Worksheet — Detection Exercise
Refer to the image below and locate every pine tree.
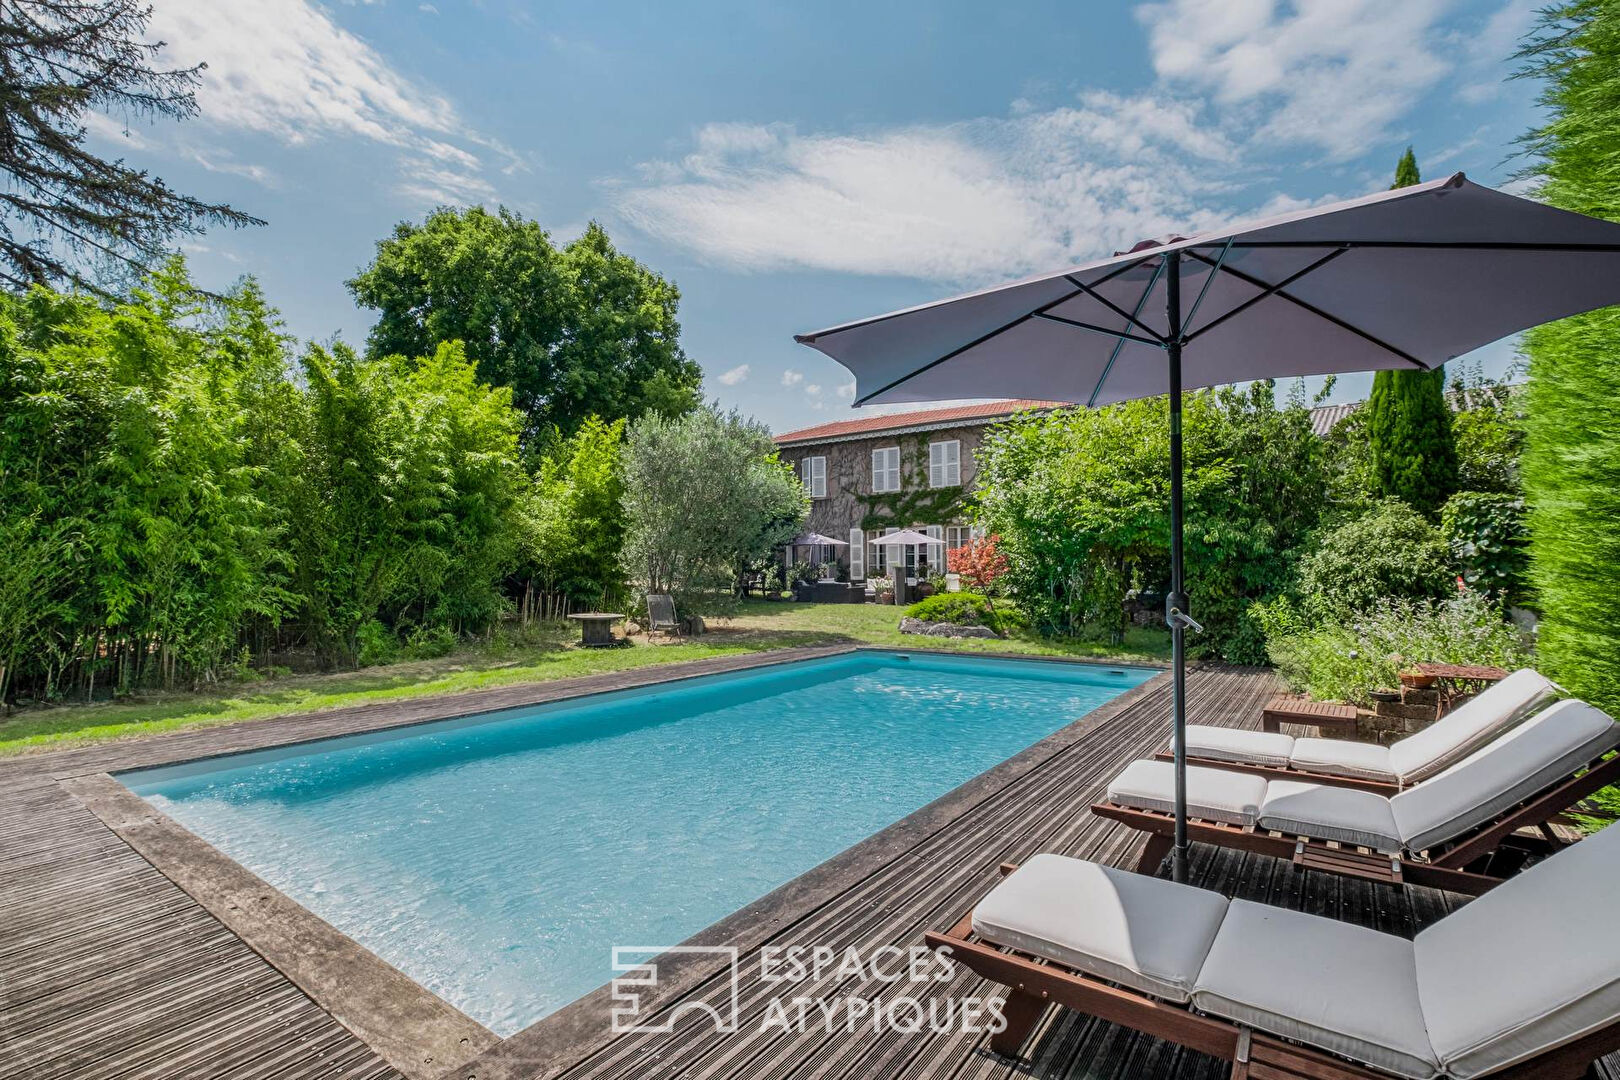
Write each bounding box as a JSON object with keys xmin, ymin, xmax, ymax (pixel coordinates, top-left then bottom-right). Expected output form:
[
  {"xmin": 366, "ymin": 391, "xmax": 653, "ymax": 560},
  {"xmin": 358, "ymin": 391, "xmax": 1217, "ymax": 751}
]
[
  {"xmin": 0, "ymin": 1, "xmax": 263, "ymax": 292},
  {"xmin": 1364, "ymin": 148, "xmax": 1459, "ymax": 517}
]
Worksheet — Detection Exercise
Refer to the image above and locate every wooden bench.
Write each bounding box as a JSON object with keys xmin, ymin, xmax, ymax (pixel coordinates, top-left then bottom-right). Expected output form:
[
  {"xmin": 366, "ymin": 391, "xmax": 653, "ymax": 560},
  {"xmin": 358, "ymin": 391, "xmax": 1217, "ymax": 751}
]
[{"xmin": 1261, "ymin": 696, "xmax": 1359, "ymax": 736}]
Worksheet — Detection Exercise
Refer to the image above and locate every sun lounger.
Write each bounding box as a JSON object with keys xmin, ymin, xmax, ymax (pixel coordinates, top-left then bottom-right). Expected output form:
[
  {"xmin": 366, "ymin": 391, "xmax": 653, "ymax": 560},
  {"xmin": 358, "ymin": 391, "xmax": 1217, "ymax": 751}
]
[
  {"xmin": 1096, "ymin": 699, "xmax": 1620, "ymax": 892},
  {"xmin": 927, "ymin": 816, "xmax": 1620, "ymax": 1078},
  {"xmin": 1168, "ymin": 669, "xmax": 1558, "ymax": 793}
]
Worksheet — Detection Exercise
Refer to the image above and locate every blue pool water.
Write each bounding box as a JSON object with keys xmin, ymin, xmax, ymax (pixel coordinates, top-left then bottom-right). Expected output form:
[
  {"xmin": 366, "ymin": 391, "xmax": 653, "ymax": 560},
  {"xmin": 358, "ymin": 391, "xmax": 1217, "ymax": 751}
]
[{"xmin": 122, "ymin": 651, "xmax": 1152, "ymax": 1035}]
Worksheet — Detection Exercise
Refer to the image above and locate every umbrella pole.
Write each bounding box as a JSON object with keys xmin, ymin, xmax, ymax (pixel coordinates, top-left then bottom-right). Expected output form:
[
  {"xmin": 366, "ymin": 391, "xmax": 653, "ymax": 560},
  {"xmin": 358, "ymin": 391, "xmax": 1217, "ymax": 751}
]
[{"xmin": 1165, "ymin": 250, "xmax": 1190, "ymax": 884}]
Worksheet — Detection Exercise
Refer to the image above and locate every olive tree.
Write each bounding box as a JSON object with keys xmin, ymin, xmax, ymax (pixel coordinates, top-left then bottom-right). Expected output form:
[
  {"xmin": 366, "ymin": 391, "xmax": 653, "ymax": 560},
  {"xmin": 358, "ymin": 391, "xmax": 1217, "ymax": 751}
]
[{"xmin": 620, "ymin": 405, "xmax": 807, "ymax": 616}]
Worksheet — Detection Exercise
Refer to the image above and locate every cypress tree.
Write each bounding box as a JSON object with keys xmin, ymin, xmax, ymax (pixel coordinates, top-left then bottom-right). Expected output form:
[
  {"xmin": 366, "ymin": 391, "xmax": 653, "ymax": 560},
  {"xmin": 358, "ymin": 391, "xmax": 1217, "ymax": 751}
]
[
  {"xmin": 1517, "ymin": 3, "xmax": 1620, "ymax": 715},
  {"xmin": 1364, "ymin": 148, "xmax": 1459, "ymax": 517}
]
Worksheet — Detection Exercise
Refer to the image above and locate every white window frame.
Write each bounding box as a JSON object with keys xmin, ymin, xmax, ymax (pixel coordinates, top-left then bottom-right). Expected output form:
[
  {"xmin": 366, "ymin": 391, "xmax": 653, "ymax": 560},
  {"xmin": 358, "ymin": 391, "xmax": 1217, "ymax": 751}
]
[
  {"xmin": 925, "ymin": 525, "xmax": 944, "ymax": 573},
  {"xmin": 868, "ymin": 527, "xmax": 897, "ymax": 574},
  {"xmin": 928, "ymin": 440, "xmax": 961, "ymax": 488},
  {"xmin": 801, "ymin": 455, "xmax": 827, "ymax": 499},
  {"xmin": 871, "ymin": 446, "xmax": 901, "ymax": 493},
  {"xmin": 945, "ymin": 525, "xmax": 972, "ymax": 553},
  {"xmin": 848, "ymin": 527, "xmax": 864, "ymax": 580}
]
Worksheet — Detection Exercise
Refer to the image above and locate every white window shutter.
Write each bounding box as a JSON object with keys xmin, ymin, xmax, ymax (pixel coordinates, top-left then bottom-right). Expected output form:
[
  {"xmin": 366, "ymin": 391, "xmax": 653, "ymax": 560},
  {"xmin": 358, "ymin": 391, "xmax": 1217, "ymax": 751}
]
[
  {"xmin": 946, "ymin": 441, "xmax": 960, "ymax": 485},
  {"xmin": 929, "ymin": 443, "xmax": 943, "ymax": 488},
  {"xmin": 849, "ymin": 527, "xmax": 864, "ymax": 579}
]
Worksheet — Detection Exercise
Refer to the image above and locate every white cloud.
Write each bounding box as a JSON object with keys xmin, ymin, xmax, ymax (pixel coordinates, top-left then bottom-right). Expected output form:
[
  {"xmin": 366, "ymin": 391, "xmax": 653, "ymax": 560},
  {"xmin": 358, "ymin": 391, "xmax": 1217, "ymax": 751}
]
[
  {"xmin": 83, "ymin": 112, "xmax": 151, "ymax": 149},
  {"xmin": 781, "ymin": 369, "xmax": 804, "ymax": 387},
  {"xmin": 835, "ymin": 381, "xmax": 856, "ymax": 400},
  {"xmin": 716, "ymin": 363, "xmax": 750, "ymax": 386},
  {"xmin": 613, "ymin": 0, "xmax": 1515, "ymax": 284},
  {"xmin": 1137, "ymin": 0, "xmax": 1454, "ymax": 160},
  {"xmin": 148, "ymin": 0, "xmax": 512, "ymax": 205},
  {"xmin": 805, "ymin": 384, "xmax": 822, "ymax": 397},
  {"xmin": 184, "ymin": 148, "xmax": 276, "ymax": 186}
]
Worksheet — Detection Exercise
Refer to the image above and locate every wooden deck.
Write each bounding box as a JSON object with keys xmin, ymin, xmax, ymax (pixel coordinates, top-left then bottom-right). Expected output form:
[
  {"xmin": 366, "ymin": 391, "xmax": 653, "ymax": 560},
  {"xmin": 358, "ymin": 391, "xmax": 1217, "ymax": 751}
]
[{"xmin": 1, "ymin": 654, "xmax": 1610, "ymax": 1080}]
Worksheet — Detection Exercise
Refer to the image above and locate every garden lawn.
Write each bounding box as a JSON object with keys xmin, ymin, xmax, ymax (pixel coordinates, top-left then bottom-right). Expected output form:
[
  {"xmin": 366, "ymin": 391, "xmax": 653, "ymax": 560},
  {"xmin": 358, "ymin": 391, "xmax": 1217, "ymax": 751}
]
[{"xmin": 0, "ymin": 600, "xmax": 1168, "ymax": 757}]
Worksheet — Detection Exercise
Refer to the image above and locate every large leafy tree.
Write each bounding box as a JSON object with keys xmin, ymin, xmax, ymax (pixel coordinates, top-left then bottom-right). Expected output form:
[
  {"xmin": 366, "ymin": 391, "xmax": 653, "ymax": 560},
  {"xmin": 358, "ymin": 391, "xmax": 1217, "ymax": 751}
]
[
  {"xmin": 973, "ymin": 382, "xmax": 1330, "ymax": 661},
  {"xmin": 1517, "ymin": 0, "xmax": 1620, "ymax": 715},
  {"xmin": 521, "ymin": 415, "xmax": 628, "ymax": 610},
  {"xmin": 1364, "ymin": 148, "xmax": 1459, "ymax": 517},
  {"xmin": 0, "ymin": 0, "xmax": 261, "ymax": 291},
  {"xmin": 348, "ymin": 208, "xmax": 701, "ymax": 443}
]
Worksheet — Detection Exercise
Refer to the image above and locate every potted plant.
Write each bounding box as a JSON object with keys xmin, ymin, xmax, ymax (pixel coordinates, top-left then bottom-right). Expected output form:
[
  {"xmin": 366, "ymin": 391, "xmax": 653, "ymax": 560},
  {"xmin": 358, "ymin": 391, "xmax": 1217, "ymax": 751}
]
[{"xmin": 872, "ymin": 575, "xmax": 896, "ymax": 605}]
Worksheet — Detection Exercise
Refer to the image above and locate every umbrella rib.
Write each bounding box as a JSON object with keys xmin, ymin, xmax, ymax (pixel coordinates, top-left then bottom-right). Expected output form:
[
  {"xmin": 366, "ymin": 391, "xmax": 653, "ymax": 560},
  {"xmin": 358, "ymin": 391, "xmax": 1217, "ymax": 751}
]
[
  {"xmin": 1188, "ymin": 239, "xmax": 1620, "ymax": 252},
  {"xmin": 851, "ymin": 255, "xmax": 1158, "ymax": 405},
  {"xmin": 1033, "ymin": 312, "xmax": 1162, "ymax": 346},
  {"xmin": 1184, "ymin": 247, "xmax": 1349, "ymax": 344},
  {"xmin": 1182, "ymin": 238, "xmax": 1232, "ymax": 334},
  {"xmin": 1087, "ymin": 258, "xmax": 1165, "ymax": 408},
  {"xmin": 1181, "ymin": 250, "xmax": 1429, "ymax": 369},
  {"xmin": 1062, "ymin": 274, "xmax": 1166, "ymax": 342}
]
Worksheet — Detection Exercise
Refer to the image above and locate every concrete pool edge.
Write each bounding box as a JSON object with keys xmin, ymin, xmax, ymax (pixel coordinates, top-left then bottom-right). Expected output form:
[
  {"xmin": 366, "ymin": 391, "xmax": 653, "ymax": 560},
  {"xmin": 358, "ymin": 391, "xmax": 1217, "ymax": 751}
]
[
  {"xmin": 61, "ymin": 770, "xmax": 499, "ymax": 1080},
  {"xmin": 35, "ymin": 644, "xmax": 1168, "ymax": 1080}
]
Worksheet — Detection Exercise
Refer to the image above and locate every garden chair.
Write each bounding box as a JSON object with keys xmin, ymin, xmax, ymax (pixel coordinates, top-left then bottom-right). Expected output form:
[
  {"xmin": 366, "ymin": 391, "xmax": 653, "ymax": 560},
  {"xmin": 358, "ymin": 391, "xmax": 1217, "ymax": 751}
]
[
  {"xmin": 927, "ymin": 816, "xmax": 1620, "ymax": 1078},
  {"xmin": 1095, "ymin": 699, "xmax": 1620, "ymax": 894},
  {"xmin": 645, "ymin": 593, "xmax": 682, "ymax": 643},
  {"xmin": 1162, "ymin": 669, "xmax": 1559, "ymax": 794}
]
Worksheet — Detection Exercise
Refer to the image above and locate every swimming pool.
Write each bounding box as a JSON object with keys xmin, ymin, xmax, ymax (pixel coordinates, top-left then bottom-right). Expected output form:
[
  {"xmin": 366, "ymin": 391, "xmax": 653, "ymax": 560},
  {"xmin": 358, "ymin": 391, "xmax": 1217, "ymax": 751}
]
[{"xmin": 122, "ymin": 650, "xmax": 1153, "ymax": 1036}]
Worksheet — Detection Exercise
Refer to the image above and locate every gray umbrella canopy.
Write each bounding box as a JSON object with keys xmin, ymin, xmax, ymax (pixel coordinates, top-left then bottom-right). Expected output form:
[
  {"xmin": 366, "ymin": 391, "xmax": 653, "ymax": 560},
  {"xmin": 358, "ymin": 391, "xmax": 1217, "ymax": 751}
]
[
  {"xmin": 798, "ymin": 173, "xmax": 1620, "ymax": 407},
  {"xmin": 790, "ymin": 532, "xmax": 849, "ymax": 547},
  {"xmin": 796, "ymin": 172, "xmax": 1620, "ymax": 883}
]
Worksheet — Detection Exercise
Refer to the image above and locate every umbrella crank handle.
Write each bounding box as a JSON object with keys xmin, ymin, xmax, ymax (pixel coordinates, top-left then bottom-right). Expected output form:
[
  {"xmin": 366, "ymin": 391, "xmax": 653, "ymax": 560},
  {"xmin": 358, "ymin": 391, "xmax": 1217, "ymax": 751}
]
[{"xmin": 1165, "ymin": 598, "xmax": 1203, "ymax": 634}]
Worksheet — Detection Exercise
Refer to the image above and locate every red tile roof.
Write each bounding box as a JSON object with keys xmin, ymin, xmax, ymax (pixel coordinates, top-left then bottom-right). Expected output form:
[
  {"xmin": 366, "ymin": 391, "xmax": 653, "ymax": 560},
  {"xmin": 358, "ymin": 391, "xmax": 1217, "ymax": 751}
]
[{"xmin": 774, "ymin": 399, "xmax": 1068, "ymax": 445}]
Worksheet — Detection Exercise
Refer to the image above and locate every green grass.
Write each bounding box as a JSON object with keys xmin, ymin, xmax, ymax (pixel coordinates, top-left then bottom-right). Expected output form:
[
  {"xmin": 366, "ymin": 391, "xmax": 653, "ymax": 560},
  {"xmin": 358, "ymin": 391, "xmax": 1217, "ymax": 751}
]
[{"xmin": 0, "ymin": 600, "xmax": 1168, "ymax": 758}]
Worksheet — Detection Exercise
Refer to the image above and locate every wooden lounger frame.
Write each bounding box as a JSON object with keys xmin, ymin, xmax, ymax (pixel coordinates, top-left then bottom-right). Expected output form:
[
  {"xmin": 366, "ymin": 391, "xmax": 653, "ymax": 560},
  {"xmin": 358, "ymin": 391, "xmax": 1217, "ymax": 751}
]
[
  {"xmin": 1097, "ymin": 752, "xmax": 1620, "ymax": 894},
  {"xmin": 1152, "ymin": 750, "xmax": 1400, "ymax": 793},
  {"xmin": 926, "ymin": 863, "xmax": 1620, "ymax": 1079}
]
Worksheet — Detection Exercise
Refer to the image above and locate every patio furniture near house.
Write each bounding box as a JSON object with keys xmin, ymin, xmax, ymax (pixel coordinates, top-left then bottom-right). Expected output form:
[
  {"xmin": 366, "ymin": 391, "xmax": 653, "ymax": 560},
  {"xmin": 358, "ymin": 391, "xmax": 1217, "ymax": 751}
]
[
  {"xmin": 1097, "ymin": 698, "xmax": 1620, "ymax": 892},
  {"xmin": 566, "ymin": 612, "xmax": 624, "ymax": 647},
  {"xmin": 1261, "ymin": 697, "xmax": 1361, "ymax": 736},
  {"xmin": 645, "ymin": 594, "xmax": 682, "ymax": 643},
  {"xmin": 1168, "ymin": 669, "xmax": 1559, "ymax": 793},
  {"xmin": 926, "ymin": 815, "xmax": 1620, "ymax": 1077}
]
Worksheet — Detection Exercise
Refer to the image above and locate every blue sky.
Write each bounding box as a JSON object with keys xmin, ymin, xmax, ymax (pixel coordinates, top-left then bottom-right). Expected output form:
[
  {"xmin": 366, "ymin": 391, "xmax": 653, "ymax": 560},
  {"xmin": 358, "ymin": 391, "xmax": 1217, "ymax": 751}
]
[{"xmin": 95, "ymin": 0, "xmax": 1543, "ymax": 433}]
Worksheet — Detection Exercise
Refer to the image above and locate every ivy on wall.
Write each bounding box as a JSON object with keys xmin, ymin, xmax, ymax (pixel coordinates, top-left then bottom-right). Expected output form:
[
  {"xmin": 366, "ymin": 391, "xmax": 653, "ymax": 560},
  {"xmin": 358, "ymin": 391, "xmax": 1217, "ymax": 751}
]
[{"xmin": 855, "ymin": 434, "xmax": 966, "ymax": 530}]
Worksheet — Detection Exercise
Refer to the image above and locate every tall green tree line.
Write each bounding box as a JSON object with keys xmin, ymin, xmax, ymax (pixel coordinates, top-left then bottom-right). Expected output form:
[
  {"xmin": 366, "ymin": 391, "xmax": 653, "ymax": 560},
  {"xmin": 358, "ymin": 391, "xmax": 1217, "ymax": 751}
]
[
  {"xmin": 0, "ymin": 260, "xmax": 526, "ymax": 701},
  {"xmin": 1517, "ymin": 0, "xmax": 1620, "ymax": 715}
]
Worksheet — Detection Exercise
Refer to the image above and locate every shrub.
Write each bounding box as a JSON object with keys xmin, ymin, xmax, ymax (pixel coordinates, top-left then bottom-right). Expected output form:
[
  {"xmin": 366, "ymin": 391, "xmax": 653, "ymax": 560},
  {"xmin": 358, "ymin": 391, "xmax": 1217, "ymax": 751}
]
[
  {"xmin": 904, "ymin": 592, "xmax": 998, "ymax": 631},
  {"xmin": 1256, "ymin": 590, "xmax": 1530, "ymax": 706},
  {"xmin": 946, "ymin": 534, "xmax": 1009, "ymax": 592},
  {"xmin": 355, "ymin": 619, "xmax": 399, "ymax": 667},
  {"xmin": 401, "ymin": 624, "xmax": 457, "ymax": 660},
  {"xmin": 1296, "ymin": 499, "xmax": 1453, "ymax": 620},
  {"xmin": 1440, "ymin": 492, "xmax": 1529, "ymax": 605}
]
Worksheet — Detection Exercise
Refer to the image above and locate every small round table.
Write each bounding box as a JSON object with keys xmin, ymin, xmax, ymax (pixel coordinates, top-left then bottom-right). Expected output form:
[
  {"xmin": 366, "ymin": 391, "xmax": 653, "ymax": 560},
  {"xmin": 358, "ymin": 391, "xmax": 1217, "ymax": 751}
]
[{"xmin": 567, "ymin": 612, "xmax": 625, "ymax": 647}]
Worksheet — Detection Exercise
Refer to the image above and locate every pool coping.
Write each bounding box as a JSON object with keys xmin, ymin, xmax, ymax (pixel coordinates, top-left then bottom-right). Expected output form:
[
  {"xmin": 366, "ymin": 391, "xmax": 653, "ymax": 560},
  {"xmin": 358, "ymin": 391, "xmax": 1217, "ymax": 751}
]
[{"xmin": 46, "ymin": 644, "xmax": 1169, "ymax": 1080}]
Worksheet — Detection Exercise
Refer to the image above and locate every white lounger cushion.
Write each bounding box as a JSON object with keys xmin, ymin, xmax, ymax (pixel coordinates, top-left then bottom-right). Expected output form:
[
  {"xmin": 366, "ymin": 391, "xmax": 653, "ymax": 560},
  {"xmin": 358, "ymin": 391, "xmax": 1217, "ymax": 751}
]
[
  {"xmin": 1194, "ymin": 900, "xmax": 1440, "ymax": 1079},
  {"xmin": 1180, "ymin": 725, "xmax": 1295, "ymax": 768},
  {"xmin": 1258, "ymin": 782, "xmax": 1402, "ymax": 853},
  {"xmin": 1106, "ymin": 759, "xmax": 1265, "ymax": 826},
  {"xmin": 1390, "ymin": 699, "xmax": 1620, "ymax": 853},
  {"xmin": 1386, "ymin": 668, "xmax": 1559, "ymax": 784},
  {"xmin": 1288, "ymin": 737, "xmax": 1398, "ymax": 783},
  {"xmin": 1416, "ymin": 819, "xmax": 1620, "ymax": 1079},
  {"xmin": 971, "ymin": 854, "xmax": 1229, "ymax": 1003}
]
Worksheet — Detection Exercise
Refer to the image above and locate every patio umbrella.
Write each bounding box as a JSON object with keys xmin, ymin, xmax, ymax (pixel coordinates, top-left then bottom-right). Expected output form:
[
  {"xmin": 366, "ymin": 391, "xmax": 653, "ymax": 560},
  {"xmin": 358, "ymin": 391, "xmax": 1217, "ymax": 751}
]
[
  {"xmin": 795, "ymin": 172, "xmax": 1620, "ymax": 882},
  {"xmin": 790, "ymin": 532, "xmax": 850, "ymax": 547}
]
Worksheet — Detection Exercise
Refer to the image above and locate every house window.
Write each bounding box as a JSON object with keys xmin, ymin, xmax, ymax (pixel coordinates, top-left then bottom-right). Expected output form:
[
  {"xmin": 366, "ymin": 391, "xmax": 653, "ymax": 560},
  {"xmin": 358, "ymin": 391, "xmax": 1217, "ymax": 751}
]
[
  {"xmin": 925, "ymin": 525, "xmax": 944, "ymax": 574},
  {"xmin": 867, "ymin": 528, "xmax": 897, "ymax": 574},
  {"xmin": 801, "ymin": 456, "xmax": 827, "ymax": 499},
  {"xmin": 871, "ymin": 446, "xmax": 901, "ymax": 493},
  {"xmin": 945, "ymin": 525, "xmax": 972, "ymax": 553},
  {"xmin": 929, "ymin": 440, "xmax": 961, "ymax": 487}
]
